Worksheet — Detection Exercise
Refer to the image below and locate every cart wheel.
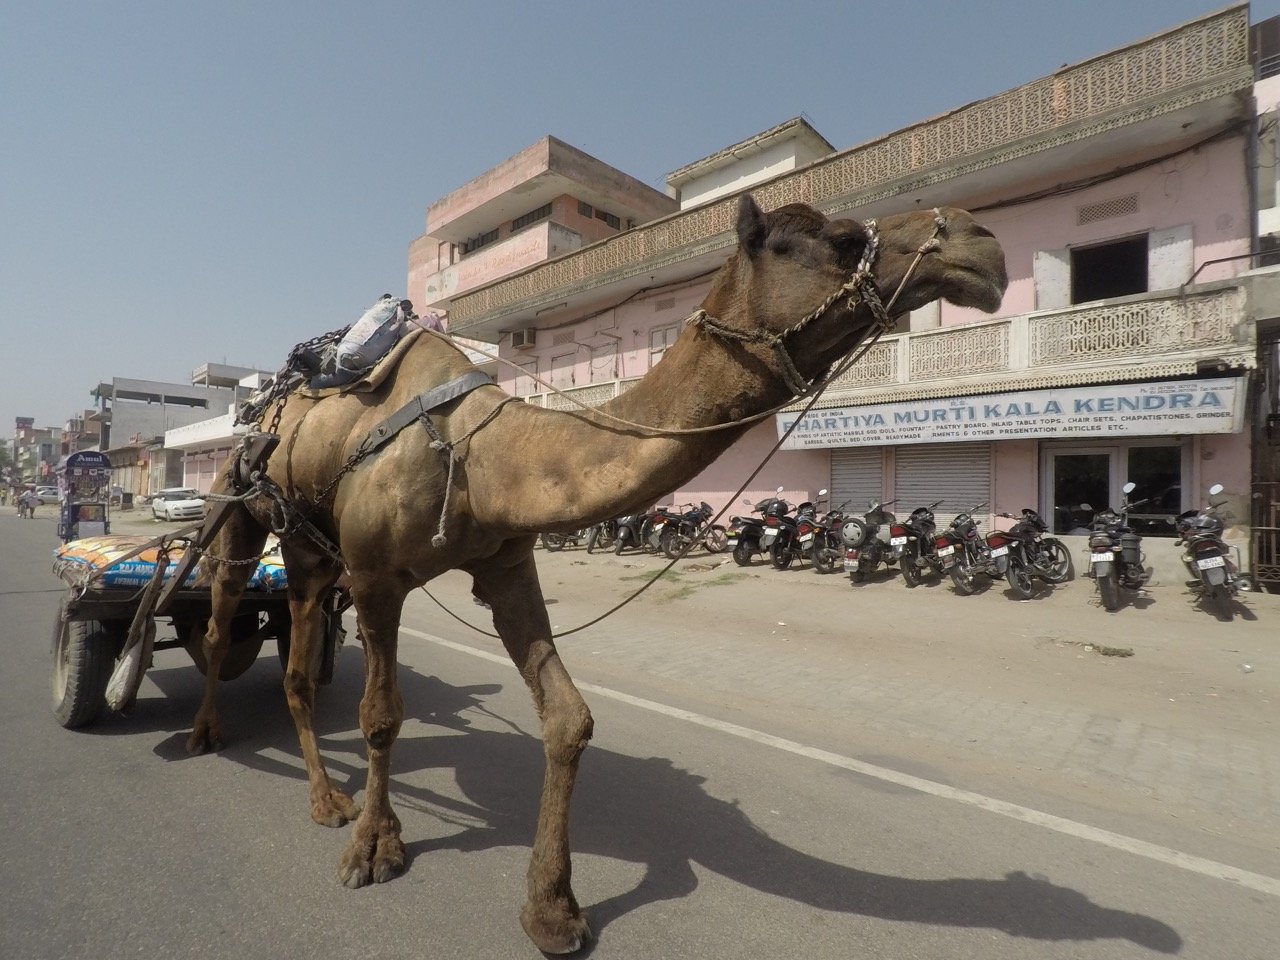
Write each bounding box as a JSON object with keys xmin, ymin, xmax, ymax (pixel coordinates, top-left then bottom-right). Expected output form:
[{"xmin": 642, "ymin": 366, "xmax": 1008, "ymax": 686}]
[
  {"xmin": 181, "ymin": 614, "xmax": 265, "ymax": 681},
  {"xmin": 52, "ymin": 611, "xmax": 124, "ymax": 729}
]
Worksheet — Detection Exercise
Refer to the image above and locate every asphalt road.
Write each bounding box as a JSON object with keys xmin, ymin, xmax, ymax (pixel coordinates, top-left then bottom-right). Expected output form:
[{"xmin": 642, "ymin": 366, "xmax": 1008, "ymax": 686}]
[{"xmin": 2, "ymin": 507, "xmax": 1277, "ymax": 959}]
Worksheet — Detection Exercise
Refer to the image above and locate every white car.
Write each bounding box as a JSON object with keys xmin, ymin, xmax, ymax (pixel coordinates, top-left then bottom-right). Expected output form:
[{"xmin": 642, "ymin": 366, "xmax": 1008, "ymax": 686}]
[
  {"xmin": 151, "ymin": 488, "xmax": 206, "ymax": 521},
  {"xmin": 35, "ymin": 486, "xmax": 60, "ymax": 504}
]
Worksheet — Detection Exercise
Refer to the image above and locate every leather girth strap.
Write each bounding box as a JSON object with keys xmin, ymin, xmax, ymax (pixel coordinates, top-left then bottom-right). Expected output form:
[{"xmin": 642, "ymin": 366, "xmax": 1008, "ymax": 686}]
[{"xmin": 354, "ymin": 370, "xmax": 494, "ymax": 458}]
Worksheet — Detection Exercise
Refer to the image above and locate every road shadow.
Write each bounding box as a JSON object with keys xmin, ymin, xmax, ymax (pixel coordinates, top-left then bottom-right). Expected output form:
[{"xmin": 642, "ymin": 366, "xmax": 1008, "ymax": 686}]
[{"xmin": 116, "ymin": 654, "xmax": 1179, "ymax": 954}]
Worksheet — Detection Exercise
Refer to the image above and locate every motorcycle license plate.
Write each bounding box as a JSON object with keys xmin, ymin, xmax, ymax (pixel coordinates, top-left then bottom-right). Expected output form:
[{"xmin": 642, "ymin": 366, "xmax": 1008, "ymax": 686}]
[
  {"xmin": 889, "ymin": 536, "xmax": 907, "ymax": 546},
  {"xmin": 937, "ymin": 544, "xmax": 955, "ymax": 557},
  {"xmin": 989, "ymin": 545, "xmax": 1008, "ymax": 558},
  {"xmin": 799, "ymin": 533, "xmax": 814, "ymax": 543},
  {"xmin": 1090, "ymin": 552, "xmax": 1113, "ymax": 563},
  {"xmin": 761, "ymin": 533, "xmax": 776, "ymax": 546},
  {"xmin": 1197, "ymin": 555, "xmax": 1226, "ymax": 569}
]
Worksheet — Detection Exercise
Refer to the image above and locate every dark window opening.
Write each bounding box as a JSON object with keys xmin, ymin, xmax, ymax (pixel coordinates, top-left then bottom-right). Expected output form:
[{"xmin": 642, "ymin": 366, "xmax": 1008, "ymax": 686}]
[
  {"xmin": 1259, "ymin": 234, "xmax": 1280, "ymax": 269},
  {"xmin": 578, "ymin": 200, "xmax": 593, "ymax": 218},
  {"xmin": 594, "ymin": 208, "xmax": 620, "ymax": 230},
  {"xmin": 511, "ymin": 203, "xmax": 552, "ymax": 231},
  {"xmin": 463, "ymin": 228, "xmax": 499, "ymax": 255},
  {"xmin": 1070, "ymin": 235, "xmax": 1147, "ymax": 304}
]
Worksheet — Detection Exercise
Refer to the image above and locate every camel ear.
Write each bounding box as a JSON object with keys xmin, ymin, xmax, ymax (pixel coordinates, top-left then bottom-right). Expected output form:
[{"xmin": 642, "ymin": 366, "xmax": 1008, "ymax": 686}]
[{"xmin": 736, "ymin": 193, "xmax": 766, "ymax": 257}]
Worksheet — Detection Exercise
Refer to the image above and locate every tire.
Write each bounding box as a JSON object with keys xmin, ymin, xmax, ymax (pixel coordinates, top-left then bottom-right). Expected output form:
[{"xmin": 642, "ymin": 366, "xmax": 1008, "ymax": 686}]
[
  {"xmin": 703, "ymin": 525, "xmax": 729, "ymax": 554},
  {"xmin": 586, "ymin": 524, "xmax": 615, "ymax": 554},
  {"xmin": 1039, "ymin": 539, "xmax": 1074, "ymax": 584},
  {"xmin": 1006, "ymin": 557, "xmax": 1034, "ymax": 600},
  {"xmin": 52, "ymin": 612, "xmax": 124, "ymax": 729},
  {"xmin": 1096, "ymin": 566, "xmax": 1121, "ymax": 612},
  {"xmin": 732, "ymin": 539, "xmax": 756, "ymax": 566},
  {"xmin": 1210, "ymin": 584, "xmax": 1234, "ymax": 621},
  {"xmin": 540, "ymin": 532, "xmax": 567, "ymax": 552},
  {"xmin": 949, "ymin": 555, "xmax": 977, "ymax": 596},
  {"xmin": 586, "ymin": 526, "xmax": 601, "ymax": 554},
  {"xmin": 770, "ymin": 541, "xmax": 794, "ymax": 570},
  {"xmin": 900, "ymin": 553, "xmax": 921, "ymax": 587},
  {"xmin": 812, "ymin": 545, "xmax": 840, "ymax": 575},
  {"xmin": 614, "ymin": 530, "xmax": 631, "ymax": 555},
  {"xmin": 660, "ymin": 527, "xmax": 683, "ymax": 560}
]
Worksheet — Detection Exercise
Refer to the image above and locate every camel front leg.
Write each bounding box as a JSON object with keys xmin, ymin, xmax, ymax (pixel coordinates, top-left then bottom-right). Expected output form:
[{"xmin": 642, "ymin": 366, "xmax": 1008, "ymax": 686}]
[
  {"xmin": 187, "ymin": 514, "xmax": 267, "ymax": 754},
  {"xmin": 475, "ymin": 550, "xmax": 594, "ymax": 955},
  {"xmin": 336, "ymin": 579, "xmax": 407, "ymax": 888},
  {"xmin": 280, "ymin": 551, "xmax": 359, "ymax": 828}
]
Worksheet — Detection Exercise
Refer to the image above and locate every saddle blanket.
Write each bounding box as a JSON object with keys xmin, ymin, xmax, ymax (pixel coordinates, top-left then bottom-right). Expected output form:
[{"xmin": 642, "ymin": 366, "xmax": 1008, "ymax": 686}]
[{"xmin": 54, "ymin": 535, "xmax": 288, "ymax": 591}]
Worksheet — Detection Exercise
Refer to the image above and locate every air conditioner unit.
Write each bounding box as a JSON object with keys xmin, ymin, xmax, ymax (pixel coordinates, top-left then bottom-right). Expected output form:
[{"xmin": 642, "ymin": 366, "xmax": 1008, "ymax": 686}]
[{"xmin": 511, "ymin": 328, "xmax": 537, "ymax": 350}]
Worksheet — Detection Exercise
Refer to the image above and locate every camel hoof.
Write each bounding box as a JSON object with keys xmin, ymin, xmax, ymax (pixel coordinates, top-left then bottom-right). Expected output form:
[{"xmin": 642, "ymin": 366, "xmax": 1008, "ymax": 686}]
[
  {"xmin": 185, "ymin": 724, "xmax": 223, "ymax": 755},
  {"xmin": 521, "ymin": 903, "xmax": 591, "ymax": 955},
  {"xmin": 337, "ymin": 835, "xmax": 405, "ymax": 889},
  {"xmin": 310, "ymin": 790, "xmax": 360, "ymax": 828}
]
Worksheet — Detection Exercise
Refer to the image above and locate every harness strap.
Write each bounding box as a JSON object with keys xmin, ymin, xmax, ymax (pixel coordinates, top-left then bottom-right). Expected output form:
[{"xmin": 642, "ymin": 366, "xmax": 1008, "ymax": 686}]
[{"xmin": 354, "ymin": 370, "xmax": 493, "ymax": 457}]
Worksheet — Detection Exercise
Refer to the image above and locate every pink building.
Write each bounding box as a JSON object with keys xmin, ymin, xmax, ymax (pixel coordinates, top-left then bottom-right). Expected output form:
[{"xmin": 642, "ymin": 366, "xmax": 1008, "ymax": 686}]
[{"xmin": 416, "ymin": 6, "xmax": 1280, "ymax": 584}]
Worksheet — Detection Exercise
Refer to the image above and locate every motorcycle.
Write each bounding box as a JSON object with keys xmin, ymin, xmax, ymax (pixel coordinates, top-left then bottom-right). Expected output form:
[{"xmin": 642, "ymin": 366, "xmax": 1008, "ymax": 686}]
[
  {"xmin": 1175, "ymin": 483, "xmax": 1249, "ymax": 620},
  {"xmin": 585, "ymin": 518, "xmax": 619, "ymax": 553},
  {"xmin": 769, "ymin": 490, "xmax": 827, "ymax": 570},
  {"xmin": 841, "ymin": 498, "xmax": 900, "ymax": 583},
  {"xmin": 757, "ymin": 494, "xmax": 797, "ymax": 566},
  {"xmin": 1085, "ymin": 481, "xmax": 1150, "ymax": 612},
  {"xmin": 613, "ymin": 509, "xmax": 659, "ymax": 554},
  {"xmin": 943, "ymin": 502, "xmax": 1010, "ymax": 595},
  {"xmin": 806, "ymin": 498, "xmax": 850, "ymax": 574},
  {"xmin": 892, "ymin": 500, "xmax": 944, "ymax": 587},
  {"xmin": 726, "ymin": 493, "xmax": 785, "ymax": 566},
  {"xmin": 540, "ymin": 528, "xmax": 588, "ymax": 551},
  {"xmin": 660, "ymin": 501, "xmax": 729, "ymax": 558},
  {"xmin": 996, "ymin": 508, "xmax": 1074, "ymax": 599}
]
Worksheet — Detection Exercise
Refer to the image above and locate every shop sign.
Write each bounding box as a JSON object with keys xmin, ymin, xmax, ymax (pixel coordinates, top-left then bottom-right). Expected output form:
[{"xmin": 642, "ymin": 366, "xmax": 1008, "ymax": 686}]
[{"xmin": 777, "ymin": 377, "xmax": 1244, "ymax": 449}]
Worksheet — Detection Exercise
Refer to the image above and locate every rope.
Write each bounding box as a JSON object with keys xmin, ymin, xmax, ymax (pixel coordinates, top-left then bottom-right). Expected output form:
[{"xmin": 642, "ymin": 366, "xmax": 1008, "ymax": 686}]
[{"xmin": 417, "ymin": 211, "xmax": 946, "ymax": 639}]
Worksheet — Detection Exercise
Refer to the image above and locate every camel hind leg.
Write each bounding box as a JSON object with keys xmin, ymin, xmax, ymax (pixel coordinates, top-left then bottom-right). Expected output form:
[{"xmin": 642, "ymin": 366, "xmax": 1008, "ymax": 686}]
[
  {"xmin": 187, "ymin": 504, "xmax": 270, "ymax": 754},
  {"xmin": 471, "ymin": 545, "xmax": 594, "ymax": 955}
]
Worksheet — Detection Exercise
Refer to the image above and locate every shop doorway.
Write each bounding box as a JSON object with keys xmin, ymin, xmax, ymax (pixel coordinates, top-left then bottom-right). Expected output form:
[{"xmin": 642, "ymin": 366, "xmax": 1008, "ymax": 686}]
[{"xmin": 1043, "ymin": 441, "xmax": 1186, "ymax": 536}]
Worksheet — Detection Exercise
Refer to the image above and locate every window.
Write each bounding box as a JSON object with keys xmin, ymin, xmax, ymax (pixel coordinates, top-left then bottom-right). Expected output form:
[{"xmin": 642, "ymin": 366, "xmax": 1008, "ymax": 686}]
[
  {"xmin": 513, "ymin": 360, "xmax": 537, "ymax": 397},
  {"xmin": 463, "ymin": 228, "xmax": 499, "ymax": 255},
  {"xmin": 594, "ymin": 208, "xmax": 621, "ymax": 230},
  {"xmin": 1070, "ymin": 235, "xmax": 1147, "ymax": 303},
  {"xmin": 578, "ymin": 200, "xmax": 593, "ymax": 218},
  {"xmin": 511, "ymin": 203, "xmax": 552, "ymax": 231},
  {"xmin": 649, "ymin": 323, "xmax": 679, "ymax": 368},
  {"xmin": 1042, "ymin": 440, "xmax": 1187, "ymax": 536}
]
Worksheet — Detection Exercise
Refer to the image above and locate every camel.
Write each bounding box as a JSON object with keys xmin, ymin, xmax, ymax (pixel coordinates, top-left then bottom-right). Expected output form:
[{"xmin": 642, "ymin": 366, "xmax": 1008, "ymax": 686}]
[{"xmin": 187, "ymin": 192, "xmax": 1006, "ymax": 954}]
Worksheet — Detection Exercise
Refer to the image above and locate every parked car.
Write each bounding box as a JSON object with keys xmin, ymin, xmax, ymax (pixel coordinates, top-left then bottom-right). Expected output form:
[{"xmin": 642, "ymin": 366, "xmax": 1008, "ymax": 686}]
[
  {"xmin": 151, "ymin": 487, "xmax": 206, "ymax": 521},
  {"xmin": 35, "ymin": 486, "xmax": 60, "ymax": 504}
]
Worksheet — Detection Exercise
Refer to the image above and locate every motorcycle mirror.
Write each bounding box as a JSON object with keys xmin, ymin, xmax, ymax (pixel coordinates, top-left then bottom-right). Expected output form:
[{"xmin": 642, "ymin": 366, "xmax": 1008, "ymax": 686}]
[
  {"xmin": 1078, "ymin": 502, "xmax": 1093, "ymax": 511},
  {"xmin": 776, "ymin": 486, "xmax": 785, "ymax": 493},
  {"xmin": 1208, "ymin": 483, "xmax": 1224, "ymax": 496},
  {"xmin": 1122, "ymin": 481, "xmax": 1136, "ymax": 494},
  {"xmin": 817, "ymin": 488, "xmax": 828, "ymax": 497}
]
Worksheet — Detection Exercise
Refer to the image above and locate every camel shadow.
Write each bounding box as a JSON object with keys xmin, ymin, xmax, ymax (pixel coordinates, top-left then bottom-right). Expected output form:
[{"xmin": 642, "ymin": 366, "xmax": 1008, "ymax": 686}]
[{"xmin": 130, "ymin": 654, "xmax": 1180, "ymax": 954}]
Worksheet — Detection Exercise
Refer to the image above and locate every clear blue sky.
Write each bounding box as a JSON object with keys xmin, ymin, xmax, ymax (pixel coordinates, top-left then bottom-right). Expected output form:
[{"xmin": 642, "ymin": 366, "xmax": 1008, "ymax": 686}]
[{"xmin": 2, "ymin": 1, "xmax": 1275, "ymax": 438}]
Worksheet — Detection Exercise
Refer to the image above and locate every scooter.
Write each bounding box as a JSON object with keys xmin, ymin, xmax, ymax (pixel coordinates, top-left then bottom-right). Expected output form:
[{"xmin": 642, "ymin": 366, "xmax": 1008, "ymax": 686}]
[
  {"xmin": 1085, "ymin": 481, "xmax": 1150, "ymax": 612},
  {"xmin": 1175, "ymin": 483, "xmax": 1249, "ymax": 620},
  {"xmin": 807, "ymin": 498, "xmax": 850, "ymax": 575},
  {"xmin": 842, "ymin": 498, "xmax": 900, "ymax": 583},
  {"xmin": 726, "ymin": 490, "xmax": 787, "ymax": 566}
]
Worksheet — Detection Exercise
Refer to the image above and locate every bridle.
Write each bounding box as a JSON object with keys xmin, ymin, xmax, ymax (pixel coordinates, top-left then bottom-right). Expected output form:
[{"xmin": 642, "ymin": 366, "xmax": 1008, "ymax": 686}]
[{"xmin": 688, "ymin": 209, "xmax": 946, "ymax": 398}]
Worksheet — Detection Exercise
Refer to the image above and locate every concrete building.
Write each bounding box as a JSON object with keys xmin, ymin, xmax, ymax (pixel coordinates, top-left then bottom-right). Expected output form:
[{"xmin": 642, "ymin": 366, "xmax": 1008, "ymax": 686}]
[
  {"xmin": 430, "ymin": 5, "xmax": 1280, "ymax": 584},
  {"xmin": 12, "ymin": 417, "xmax": 58, "ymax": 483}
]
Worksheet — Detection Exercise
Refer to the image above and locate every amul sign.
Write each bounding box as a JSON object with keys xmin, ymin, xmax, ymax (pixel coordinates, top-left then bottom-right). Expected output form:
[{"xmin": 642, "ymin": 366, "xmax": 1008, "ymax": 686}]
[{"xmin": 778, "ymin": 377, "xmax": 1244, "ymax": 448}]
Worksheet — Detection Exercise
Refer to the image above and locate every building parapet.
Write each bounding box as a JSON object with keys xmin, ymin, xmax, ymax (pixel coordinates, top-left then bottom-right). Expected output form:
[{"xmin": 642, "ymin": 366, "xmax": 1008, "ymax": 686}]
[
  {"xmin": 449, "ymin": 6, "xmax": 1250, "ymax": 335},
  {"xmin": 521, "ymin": 281, "xmax": 1256, "ymax": 411}
]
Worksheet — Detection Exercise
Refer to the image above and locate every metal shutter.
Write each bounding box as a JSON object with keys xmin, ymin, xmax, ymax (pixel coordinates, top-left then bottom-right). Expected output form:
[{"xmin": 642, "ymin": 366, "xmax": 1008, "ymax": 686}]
[
  {"xmin": 830, "ymin": 448, "xmax": 885, "ymax": 512},
  {"xmin": 893, "ymin": 443, "xmax": 991, "ymax": 523}
]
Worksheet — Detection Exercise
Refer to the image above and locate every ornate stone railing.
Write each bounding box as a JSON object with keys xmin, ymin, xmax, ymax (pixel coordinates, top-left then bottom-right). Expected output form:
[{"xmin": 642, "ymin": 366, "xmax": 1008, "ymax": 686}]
[
  {"xmin": 523, "ymin": 286, "xmax": 1248, "ymax": 407},
  {"xmin": 451, "ymin": 6, "xmax": 1249, "ymax": 332}
]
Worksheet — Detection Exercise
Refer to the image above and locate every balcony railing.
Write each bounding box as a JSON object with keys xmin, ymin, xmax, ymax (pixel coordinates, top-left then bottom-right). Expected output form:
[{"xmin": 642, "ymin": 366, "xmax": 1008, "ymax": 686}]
[{"xmin": 521, "ymin": 286, "xmax": 1249, "ymax": 408}]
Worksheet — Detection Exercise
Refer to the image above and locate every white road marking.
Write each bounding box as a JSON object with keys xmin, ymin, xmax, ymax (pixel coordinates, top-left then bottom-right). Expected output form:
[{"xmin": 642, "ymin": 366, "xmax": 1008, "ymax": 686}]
[{"xmin": 398, "ymin": 625, "xmax": 1280, "ymax": 898}]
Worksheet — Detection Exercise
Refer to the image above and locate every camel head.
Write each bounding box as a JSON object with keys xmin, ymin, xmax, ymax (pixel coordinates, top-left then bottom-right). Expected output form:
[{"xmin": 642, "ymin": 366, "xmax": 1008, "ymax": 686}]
[{"xmin": 710, "ymin": 194, "xmax": 1007, "ymax": 383}]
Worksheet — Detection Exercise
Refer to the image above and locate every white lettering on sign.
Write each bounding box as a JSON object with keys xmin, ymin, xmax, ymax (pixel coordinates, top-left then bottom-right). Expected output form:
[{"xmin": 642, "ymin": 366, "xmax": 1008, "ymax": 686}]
[{"xmin": 777, "ymin": 378, "xmax": 1243, "ymax": 448}]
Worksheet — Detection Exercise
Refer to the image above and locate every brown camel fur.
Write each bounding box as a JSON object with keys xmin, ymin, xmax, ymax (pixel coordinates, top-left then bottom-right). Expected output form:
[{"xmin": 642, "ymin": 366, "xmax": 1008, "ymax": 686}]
[{"xmin": 188, "ymin": 193, "xmax": 1007, "ymax": 953}]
